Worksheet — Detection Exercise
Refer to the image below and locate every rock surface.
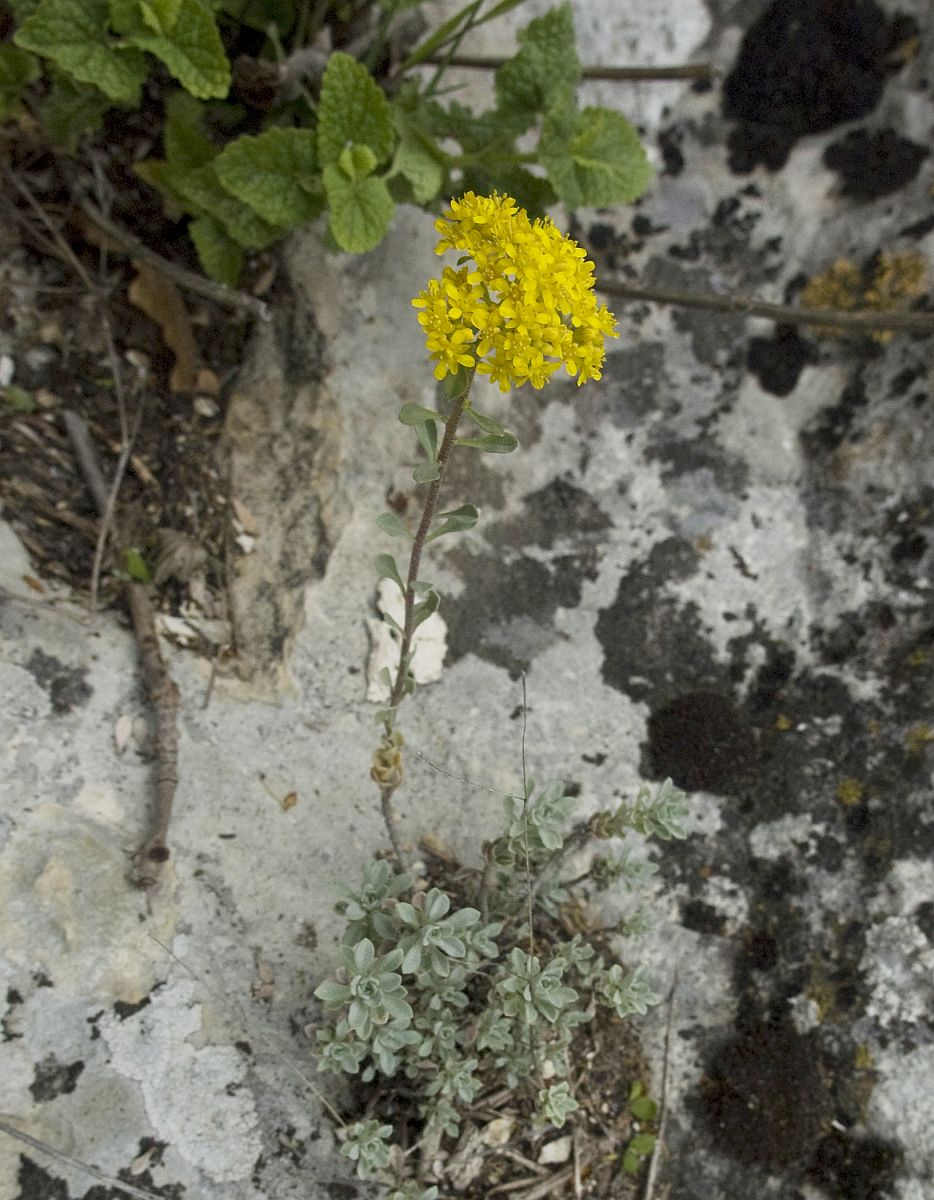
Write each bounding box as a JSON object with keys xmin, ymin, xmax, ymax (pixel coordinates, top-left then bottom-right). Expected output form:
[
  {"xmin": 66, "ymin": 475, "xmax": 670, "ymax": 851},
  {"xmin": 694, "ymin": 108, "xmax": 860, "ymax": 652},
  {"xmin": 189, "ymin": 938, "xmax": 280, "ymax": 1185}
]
[{"xmin": 2, "ymin": 2, "xmax": 933, "ymax": 1199}]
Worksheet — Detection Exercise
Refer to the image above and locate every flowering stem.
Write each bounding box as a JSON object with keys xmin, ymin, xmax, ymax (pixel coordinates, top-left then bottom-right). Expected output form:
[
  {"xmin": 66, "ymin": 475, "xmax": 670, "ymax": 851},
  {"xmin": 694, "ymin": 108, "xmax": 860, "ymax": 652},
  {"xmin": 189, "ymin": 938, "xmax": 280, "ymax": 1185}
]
[
  {"xmin": 387, "ymin": 371, "xmax": 474, "ymax": 713},
  {"xmin": 375, "ymin": 370, "xmax": 474, "ymax": 864}
]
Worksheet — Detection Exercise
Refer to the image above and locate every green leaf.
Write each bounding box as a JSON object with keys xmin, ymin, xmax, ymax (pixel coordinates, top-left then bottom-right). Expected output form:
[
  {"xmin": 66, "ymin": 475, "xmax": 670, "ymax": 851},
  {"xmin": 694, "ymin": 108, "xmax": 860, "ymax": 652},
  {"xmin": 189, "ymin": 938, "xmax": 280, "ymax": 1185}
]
[
  {"xmin": 140, "ymin": 0, "xmax": 182, "ymax": 32},
  {"xmin": 375, "ymin": 512, "xmax": 411, "ymax": 538},
  {"xmin": 15, "ymin": 0, "xmax": 148, "ymax": 103},
  {"xmin": 188, "ymin": 214, "xmax": 243, "ymax": 285},
  {"xmin": 390, "ymin": 98, "xmax": 446, "ymax": 204},
  {"xmin": 412, "ymin": 419, "xmax": 438, "ymax": 463},
  {"xmin": 440, "ymin": 364, "xmax": 471, "ymax": 400},
  {"xmin": 3, "ymin": 386, "xmax": 36, "ymax": 413},
  {"xmin": 123, "ymin": 547, "xmax": 150, "ymax": 582},
  {"xmin": 374, "ymin": 553, "xmax": 405, "ymax": 592},
  {"xmin": 398, "ymin": 402, "xmax": 442, "ymax": 426},
  {"xmin": 465, "ymin": 407, "xmax": 504, "ymax": 436},
  {"xmin": 495, "ymin": 2, "xmax": 580, "ymax": 132},
  {"xmin": 215, "ymin": 128, "xmax": 323, "ymax": 226},
  {"xmin": 323, "ymin": 164, "xmax": 394, "ymax": 254},
  {"xmin": 8, "ymin": 0, "xmax": 42, "ymax": 19},
  {"xmin": 168, "ymin": 161, "xmax": 284, "ymax": 247},
  {"xmin": 317, "ymin": 51, "xmax": 394, "ymax": 167},
  {"xmin": 219, "ymin": 0, "xmax": 295, "ymax": 34},
  {"xmin": 338, "ymin": 142, "xmax": 377, "ymax": 181},
  {"xmin": 124, "ymin": 0, "xmax": 231, "ymax": 99},
  {"xmin": 539, "ymin": 98, "xmax": 652, "ymax": 208},
  {"xmin": 630, "ymin": 1095, "xmax": 657, "ymax": 1122},
  {"xmin": 426, "ymin": 504, "xmax": 479, "ymax": 542},
  {"xmin": 39, "ymin": 70, "xmax": 110, "ymax": 150},
  {"xmin": 164, "ymin": 89, "xmax": 215, "ymax": 167},
  {"xmin": 628, "ymin": 1133, "xmax": 657, "ymax": 1157},
  {"xmin": 0, "ymin": 45, "xmax": 40, "ymax": 120},
  {"xmin": 413, "ymin": 461, "xmax": 441, "ymax": 484},
  {"xmin": 412, "ymin": 588, "xmax": 440, "ymax": 628},
  {"xmin": 454, "ymin": 432, "xmax": 518, "ymax": 453},
  {"xmin": 399, "ymin": 0, "xmax": 482, "ymax": 71}
]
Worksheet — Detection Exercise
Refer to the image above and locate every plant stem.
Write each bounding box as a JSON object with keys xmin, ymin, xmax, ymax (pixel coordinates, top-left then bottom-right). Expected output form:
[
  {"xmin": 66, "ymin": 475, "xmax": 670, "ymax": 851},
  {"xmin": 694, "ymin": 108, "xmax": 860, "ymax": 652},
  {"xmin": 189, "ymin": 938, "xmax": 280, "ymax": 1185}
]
[
  {"xmin": 388, "ymin": 374, "xmax": 473, "ymax": 710},
  {"xmin": 375, "ymin": 371, "xmax": 475, "ymax": 864}
]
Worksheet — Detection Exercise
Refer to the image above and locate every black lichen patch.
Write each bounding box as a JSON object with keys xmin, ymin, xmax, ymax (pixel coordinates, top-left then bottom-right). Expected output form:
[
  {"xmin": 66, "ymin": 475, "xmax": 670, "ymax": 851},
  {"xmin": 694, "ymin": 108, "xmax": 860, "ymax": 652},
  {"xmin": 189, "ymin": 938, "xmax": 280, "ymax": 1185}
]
[
  {"xmin": 595, "ymin": 537, "xmax": 710, "ymax": 704},
  {"xmin": 643, "ymin": 436, "xmax": 750, "ymax": 500},
  {"xmin": 824, "ymin": 128, "xmax": 928, "ymax": 201},
  {"xmin": 645, "ymin": 691, "xmax": 756, "ymax": 795},
  {"xmin": 658, "ymin": 125, "xmax": 685, "ymax": 176},
  {"xmin": 29, "ymin": 1054, "xmax": 84, "ymax": 1101},
  {"xmin": 682, "ymin": 899, "xmax": 726, "ymax": 937},
  {"xmin": 703, "ymin": 1019, "xmax": 832, "ymax": 1167},
  {"xmin": 747, "ymin": 327, "xmax": 817, "ymax": 396},
  {"xmin": 807, "ymin": 1129, "xmax": 903, "ymax": 1200},
  {"xmin": 722, "ymin": 0, "xmax": 916, "ymax": 172},
  {"xmin": 486, "ymin": 478, "xmax": 611, "ymax": 552},
  {"xmin": 113, "ymin": 995, "xmax": 151, "ymax": 1020},
  {"xmin": 26, "ymin": 649, "xmax": 92, "ymax": 714},
  {"xmin": 444, "ymin": 478, "xmax": 610, "ymax": 675},
  {"xmin": 16, "ymin": 1158, "xmax": 69, "ymax": 1200},
  {"xmin": 915, "ymin": 900, "xmax": 934, "ymax": 943},
  {"xmin": 593, "ymin": 342, "xmax": 671, "ymax": 428},
  {"xmin": 800, "ymin": 371, "xmax": 870, "ymax": 456}
]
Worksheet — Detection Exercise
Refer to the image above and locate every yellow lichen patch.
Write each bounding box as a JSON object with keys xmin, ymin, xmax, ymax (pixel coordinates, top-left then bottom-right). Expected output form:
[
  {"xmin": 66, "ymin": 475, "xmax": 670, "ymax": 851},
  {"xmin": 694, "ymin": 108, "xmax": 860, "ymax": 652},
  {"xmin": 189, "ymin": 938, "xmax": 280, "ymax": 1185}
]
[
  {"xmin": 905, "ymin": 723, "xmax": 934, "ymax": 754},
  {"xmin": 836, "ymin": 777, "xmax": 864, "ymax": 807},
  {"xmin": 907, "ymin": 648, "xmax": 929, "ymax": 668},
  {"xmin": 801, "ymin": 251, "xmax": 928, "ymax": 343},
  {"xmin": 854, "ymin": 1044, "xmax": 874, "ymax": 1071},
  {"xmin": 775, "ymin": 714, "xmax": 793, "ymax": 731}
]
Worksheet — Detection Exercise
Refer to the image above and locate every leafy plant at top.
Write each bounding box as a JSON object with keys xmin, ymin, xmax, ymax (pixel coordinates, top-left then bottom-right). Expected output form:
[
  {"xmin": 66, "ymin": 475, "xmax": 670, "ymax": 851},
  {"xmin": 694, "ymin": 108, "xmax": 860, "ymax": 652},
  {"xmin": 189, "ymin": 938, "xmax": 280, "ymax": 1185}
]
[{"xmin": 5, "ymin": 0, "xmax": 652, "ymax": 281}]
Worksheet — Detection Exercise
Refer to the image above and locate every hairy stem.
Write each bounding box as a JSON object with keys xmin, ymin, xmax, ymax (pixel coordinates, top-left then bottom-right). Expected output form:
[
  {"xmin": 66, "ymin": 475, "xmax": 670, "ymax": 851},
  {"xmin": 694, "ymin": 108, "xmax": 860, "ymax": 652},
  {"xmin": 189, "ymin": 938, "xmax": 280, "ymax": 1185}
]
[
  {"xmin": 388, "ymin": 375, "xmax": 473, "ymax": 710},
  {"xmin": 376, "ymin": 373, "xmax": 474, "ymax": 863}
]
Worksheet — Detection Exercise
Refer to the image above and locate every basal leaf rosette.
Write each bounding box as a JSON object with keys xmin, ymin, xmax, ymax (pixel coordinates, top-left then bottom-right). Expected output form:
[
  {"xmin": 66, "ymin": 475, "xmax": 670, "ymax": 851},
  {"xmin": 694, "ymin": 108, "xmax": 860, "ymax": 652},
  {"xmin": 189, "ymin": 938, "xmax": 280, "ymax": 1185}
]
[{"xmin": 412, "ymin": 192, "xmax": 617, "ymax": 392}]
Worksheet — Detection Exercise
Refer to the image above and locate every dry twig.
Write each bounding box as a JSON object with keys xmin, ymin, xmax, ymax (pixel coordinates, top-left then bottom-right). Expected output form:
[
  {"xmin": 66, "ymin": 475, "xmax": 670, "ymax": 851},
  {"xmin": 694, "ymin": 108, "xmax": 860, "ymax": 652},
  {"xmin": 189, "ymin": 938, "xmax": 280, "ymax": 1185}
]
[
  {"xmin": 0, "ymin": 1118, "xmax": 170, "ymax": 1200},
  {"xmin": 425, "ymin": 56, "xmax": 717, "ymax": 83},
  {"xmin": 63, "ymin": 411, "xmax": 180, "ymax": 894},
  {"xmin": 599, "ymin": 278, "xmax": 934, "ymax": 335},
  {"xmin": 77, "ymin": 197, "xmax": 271, "ymax": 322}
]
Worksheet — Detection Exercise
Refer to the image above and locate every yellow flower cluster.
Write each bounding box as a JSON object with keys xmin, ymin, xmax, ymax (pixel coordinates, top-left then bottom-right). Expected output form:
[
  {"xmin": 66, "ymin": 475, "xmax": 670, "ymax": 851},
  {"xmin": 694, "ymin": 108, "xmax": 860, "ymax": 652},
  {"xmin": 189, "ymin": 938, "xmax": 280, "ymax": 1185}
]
[{"xmin": 412, "ymin": 192, "xmax": 618, "ymax": 391}]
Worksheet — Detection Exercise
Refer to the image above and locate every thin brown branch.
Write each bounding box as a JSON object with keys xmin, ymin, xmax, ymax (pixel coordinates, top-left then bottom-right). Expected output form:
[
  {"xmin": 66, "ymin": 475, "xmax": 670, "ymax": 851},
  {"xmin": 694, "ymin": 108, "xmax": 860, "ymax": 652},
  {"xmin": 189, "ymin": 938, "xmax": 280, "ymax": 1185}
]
[
  {"xmin": 89, "ymin": 402, "xmax": 142, "ymax": 612},
  {"xmin": 63, "ymin": 411, "xmax": 180, "ymax": 895},
  {"xmin": 2, "ymin": 165, "xmax": 96, "ymax": 292},
  {"xmin": 125, "ymin": 579, "xmax": 180, "ymax": 890},
  {"xmin": 425, "ymin": 55, "xmax": 717, "ymax": 82},
  {"xmin": 512, "ymin": 1166, "xmax": 576, "ymax": 1200},
  {"xmin": 598, "ymin": 278, "xmax": 934, "ymax": 335},
  {"xmin": 77, "ymin": 197, "xmax": 271, "ymax": 323},
  {"xmin": 0, "ymin": 1118, "xmax": 169, "ymax": 1200},
  {"xmin": 379, "ymin": 783, "xmax": 409, "ymax": 867},
  {"xmin": 641, "ymin": 970, "xmax": 679, "ymax": 1200}
]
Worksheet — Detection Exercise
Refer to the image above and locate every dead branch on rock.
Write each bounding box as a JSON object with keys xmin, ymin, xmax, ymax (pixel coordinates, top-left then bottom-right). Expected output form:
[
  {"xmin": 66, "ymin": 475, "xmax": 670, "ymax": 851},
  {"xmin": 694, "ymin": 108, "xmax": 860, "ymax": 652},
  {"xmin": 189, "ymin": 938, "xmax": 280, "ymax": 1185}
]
[
  {"xmin": 63, "ymin": 411, "xmax": 180, "ymax": 896},
  {"xmin": 0, "ymin": 1118, "xmax": 170, "ymax": 1200},
  {"xmin": 598, "ymin": 278, "xmax": 934, "ymax": 335},
  {"xmin": 423, "ymin": 56, "xmax": 718, "ymax": 83}
]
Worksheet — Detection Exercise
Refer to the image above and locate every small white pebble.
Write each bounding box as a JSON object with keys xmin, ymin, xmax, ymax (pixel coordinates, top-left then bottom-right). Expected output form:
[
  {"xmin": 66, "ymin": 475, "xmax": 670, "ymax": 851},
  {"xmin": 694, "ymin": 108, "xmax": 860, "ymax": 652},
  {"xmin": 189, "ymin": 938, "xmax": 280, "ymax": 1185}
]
[{"xmin": 0, "ymin": 355, "xmax": 14, "ymax": 387}]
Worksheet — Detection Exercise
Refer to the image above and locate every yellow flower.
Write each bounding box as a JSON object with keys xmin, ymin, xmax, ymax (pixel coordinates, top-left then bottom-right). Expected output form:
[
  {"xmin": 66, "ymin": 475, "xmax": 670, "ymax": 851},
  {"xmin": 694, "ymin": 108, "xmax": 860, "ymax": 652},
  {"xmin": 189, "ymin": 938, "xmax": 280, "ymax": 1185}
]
[{"xmin": 412, "ymin": 192, "xmax": 618, "ymax": 391}]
